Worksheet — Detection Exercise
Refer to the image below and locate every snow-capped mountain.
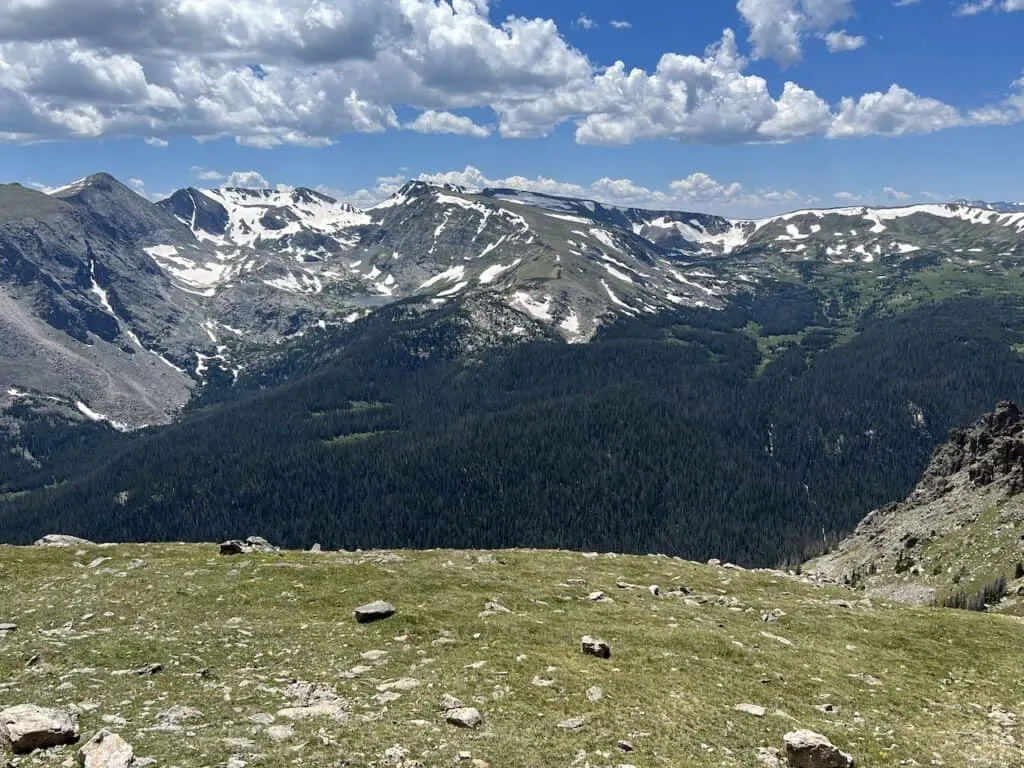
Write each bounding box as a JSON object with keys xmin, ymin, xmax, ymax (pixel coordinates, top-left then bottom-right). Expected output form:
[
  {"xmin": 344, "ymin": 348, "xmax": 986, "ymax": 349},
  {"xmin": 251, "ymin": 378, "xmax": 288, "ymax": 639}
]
[{"xmin": 1, "ymin": 171, "xmax": 1023, "ymax": 430}]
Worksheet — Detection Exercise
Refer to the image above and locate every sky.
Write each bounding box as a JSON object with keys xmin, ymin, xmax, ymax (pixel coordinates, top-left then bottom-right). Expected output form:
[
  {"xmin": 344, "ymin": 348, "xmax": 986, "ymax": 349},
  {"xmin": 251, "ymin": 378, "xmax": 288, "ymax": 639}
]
[{"xmin": 0, "ymin": 0, "xmax": 1022, "ymax": 217}]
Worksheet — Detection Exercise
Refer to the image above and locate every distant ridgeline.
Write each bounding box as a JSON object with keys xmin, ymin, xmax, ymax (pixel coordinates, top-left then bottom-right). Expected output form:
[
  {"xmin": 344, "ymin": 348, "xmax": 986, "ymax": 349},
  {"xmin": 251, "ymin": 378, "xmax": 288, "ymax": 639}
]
[{"xmin": 4, "ymin": 293, "xmax": 1024, "ymax": 567}]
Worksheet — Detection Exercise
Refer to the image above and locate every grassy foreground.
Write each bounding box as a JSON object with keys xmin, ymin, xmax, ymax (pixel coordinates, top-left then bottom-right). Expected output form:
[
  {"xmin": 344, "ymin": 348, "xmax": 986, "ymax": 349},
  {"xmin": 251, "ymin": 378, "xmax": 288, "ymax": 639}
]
[{"xmin": 1, "ymin": 544, "xmax": 1022, "ymax": 767}]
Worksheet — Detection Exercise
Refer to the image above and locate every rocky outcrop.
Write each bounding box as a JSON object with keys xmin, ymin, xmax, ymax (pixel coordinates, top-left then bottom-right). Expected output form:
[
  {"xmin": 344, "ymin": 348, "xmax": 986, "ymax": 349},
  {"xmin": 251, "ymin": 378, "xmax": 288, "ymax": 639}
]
[
  {"xmin": 808, "ymin": 402, "xmax": 1024, "ymax": 605},
  {"xmin": 784, "ymin": 730, "xmax": 855, "ymax": 768},
  {"xmin": 0, "ymin": 705, "xmax": 79, "ymax": 754},
  {"xmin": 78, "ymin": 729, "xmax": 136, "ymax": 768}
]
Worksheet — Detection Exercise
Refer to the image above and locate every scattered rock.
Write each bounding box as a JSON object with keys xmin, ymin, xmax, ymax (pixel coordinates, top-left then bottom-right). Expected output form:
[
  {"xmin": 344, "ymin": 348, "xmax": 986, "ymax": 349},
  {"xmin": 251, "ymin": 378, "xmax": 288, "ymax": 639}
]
[
  {"xmin": 755, "ymin": 747, "xmax": 782, "ymax": 768},
  {"xmin": 479, "ymin": 601, "xmax": 512, "ymax": 617},
  {"xmin": 648, "ymin": 585, "xmax": 661, "ymax": 597},
  {"xmin": 816, "ymin": 703, "xmax": 838, "ymax": 715},
  {"xmin": 586, "ymin": 591, "xmax": 612, "ymax": 603},
  {"xmin": 354, "ymin": 601, "xmax": 397, "ymax": 624},
  {"xmin": 78, "ymin": 729, "xmax": 135, "ymax": 768},
  {"xmin": 0, "ymin": 624, "xmax": 15, "ymax": 638},
  {"xmin": 218, "ymin": 536, "xmax": 279, "ymax": 555},
  {"xmin": 308, "ymin": 543, "xmax": 323, "ymax": 553},
  {"xmin": 134, "ymin": 663, "xmax": 162, "ymax": 676},
  {"xmin": 616, "ymin": 740, "xmax": 633, "ymax": 752},
  {"xmin": 586, "ymin": 686, "xmax": 604, "ymax": 703},
  {"xmin": 266, "ymin": 725, "xmax": 294, "ymax": 742},
  {"xmin": 0, "ymin": 705, "xmax": 79, "ymax": 754},
  {"xmin": 439, "ymin": 695, "xmax": 463, "ymax": 712},
  {"xmin": 377, "ymin": 678, "xmax": 420, "ymax": 692},
  {"xmin": 581, "ymin": 635, "xmax": 611, "ymax": 659},
  {"xmin": 734, "ymin": 703, "xmax": 767, "ymax": 717},
  {"xmin": 445, "ymin": 708, "xmax": 483, "ymax": 729},
  {"xmin": 34, "ymin": 534, "xmax": 95, "ymax": 548},
  {"xmin": 784, "ymin": 729, "xmax": 855, "ymax": 768},
  {"xmin": 557, "ymin": 716, "xmax": 588, "ymax": 732}
]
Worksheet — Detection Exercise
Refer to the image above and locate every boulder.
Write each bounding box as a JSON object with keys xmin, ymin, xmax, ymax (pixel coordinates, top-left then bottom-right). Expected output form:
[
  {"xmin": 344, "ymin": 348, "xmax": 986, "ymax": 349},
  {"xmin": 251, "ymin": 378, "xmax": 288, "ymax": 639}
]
[
  {"xmin": 354, "ymin": 600, "xmax": 396, "ymax": 623},
  {"xmin": 78, "ymin": 729, "xmax": 135, "ymax": 768},
  {"xmin": 0, "ymin": 624, "xmax": 15, "ymax": 638},
  {"xmin": 33, "ymin": 534, "xmax": 95, "ymax": 548},
  {"xmin": 445, "ymin": 708, "xmax": 483, "ymax": 729},
  {"xmin": 581, "ymin": 635, "xmax": 611, "ymax": 659},
  {"xmin": 784, "ymin": 730, "xmax": 855, "ymax": 768},
  {"xmin": 0, "ymin": 705, "xmax": 79, "ymax": 754},
  {"xmin": 218, "ymin": 536, "xmax": 280, "ymax": 555}
]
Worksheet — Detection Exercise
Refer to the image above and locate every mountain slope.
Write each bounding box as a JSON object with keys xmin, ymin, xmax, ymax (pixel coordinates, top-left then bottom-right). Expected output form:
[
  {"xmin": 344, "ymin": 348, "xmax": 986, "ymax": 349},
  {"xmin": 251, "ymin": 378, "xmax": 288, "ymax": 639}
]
[
  {"xmin": 807, "ymin": 401, "xmax": 1024, "ymax": 608},
  {"xmin": 2, "ymin": 542, "xmax": 1023, "ymax": 767}
]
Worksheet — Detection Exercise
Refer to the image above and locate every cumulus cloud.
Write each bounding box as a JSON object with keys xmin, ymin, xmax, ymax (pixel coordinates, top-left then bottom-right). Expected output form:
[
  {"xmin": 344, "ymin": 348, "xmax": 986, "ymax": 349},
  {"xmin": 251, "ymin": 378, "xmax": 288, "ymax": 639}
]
[
  {"xmin": 610, "ymin": 20, "xmax": 632, "ymax": 29},
  {"xmin": 0, "ymin": 0, "xmax": 1013, "ymax": 147},
  {"xmin": 737, "ymin": 0, "xmax": 853, "ymax": 65},
  {"xmin": 576, "ymin": 14, "xmax": 597, "ymax": 30},
  {"xmin": 225, "ymin": 170, "xmax": 270, "ymax": 187},
  {"xmin": 405, "ymin": 110, "xmax": 490, "ymax": 137},
  {"xmin": 410, "ymin": 165, "xmax": 809, "ymax": 215},
  {"xmin": 823, "ymin": 30, "xmax": 866, "ymax": 52},
  {"xmin": 883, "ymin": 185, "xmax": 910, "ymax": 200}
]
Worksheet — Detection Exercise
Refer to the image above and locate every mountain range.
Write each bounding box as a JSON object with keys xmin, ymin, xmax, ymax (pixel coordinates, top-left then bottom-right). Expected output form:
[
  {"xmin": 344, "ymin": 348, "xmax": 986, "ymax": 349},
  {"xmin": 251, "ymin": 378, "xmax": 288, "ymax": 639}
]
[{"xmin": 1, "ymin": 172, "xmax": 1023, "ymax": 429}]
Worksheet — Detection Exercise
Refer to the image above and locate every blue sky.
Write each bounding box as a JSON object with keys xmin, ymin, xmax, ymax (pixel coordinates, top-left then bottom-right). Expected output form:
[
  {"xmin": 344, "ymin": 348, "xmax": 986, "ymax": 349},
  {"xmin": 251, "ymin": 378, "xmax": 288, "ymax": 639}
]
[{"xmin": 0, "ymin": 0, "xmax": 1022, "ymax": 216}]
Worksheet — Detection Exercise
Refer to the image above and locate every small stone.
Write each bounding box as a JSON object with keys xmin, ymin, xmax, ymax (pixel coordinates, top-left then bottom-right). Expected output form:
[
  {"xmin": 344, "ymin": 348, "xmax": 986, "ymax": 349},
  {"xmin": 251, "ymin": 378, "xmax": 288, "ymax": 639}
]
[
  {"xmin": 439, "ymin": 695, "xmax": 463, "ymax": 712},
  {"xmin": 265, "ymin": 724, "xmax": 293, "ymax": 742},
  {"xmin": 78, "ymin": 729, "xmax": 134, "ymax": 768},
  {"xmin": 586, "ymin": 591, "xmax": 611, "ymax": 602},
  {"xmin": 755, "ymin": 747, "xmax": 782, "ymax": 768},
  {"xmin": 784, "ymin": 729, "xmax": 855, "ymax": 768},
  {"xmin": 308, "ymin": 543, "xmax": 323, "ymax": 553},
  {"xmin": 648, "ymin": 585, "xmax": 660, "ymax": 597},
  {"xmin": 581, "ymin": 635, "xmax": 611, "ymax": 659},
  {"xmin": 734, "ymin": 703, "xmax": 766, "ymax": 717},
  {"xmin": 586, "ymin": 686, "xmax": 604, "ymax": 703},
  {"xmin": 0, "ymin": 705, "xmax": 79, "ymax": 754},
  {"xmin": 445, "ymin": 708, "xmax": 483, "ymax": 729},
  {"xmin": 134, "ymin": 663, "xmax": 162, "ymax": 676},
  {"xmin": 0, "ymin": 624, "xmax": 15, "ymax": 637},
  {"xmin": 557, "ymin": 716, "xmax": 588, "ymax": 731},
  {"xmin": 354, "ymin": 601, "xmax": 397, "ymax": 623},
  {"xmin": 617, "ymin": 740, "xmax": 633, "ymax": 752}
]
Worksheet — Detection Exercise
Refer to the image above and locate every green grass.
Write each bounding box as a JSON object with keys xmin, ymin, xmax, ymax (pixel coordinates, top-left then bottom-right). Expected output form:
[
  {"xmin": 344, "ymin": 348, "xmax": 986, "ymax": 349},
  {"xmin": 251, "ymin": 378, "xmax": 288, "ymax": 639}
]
[{"xmin": 1, "ymin": 545, "xmax": 1022, "ymax": 767}]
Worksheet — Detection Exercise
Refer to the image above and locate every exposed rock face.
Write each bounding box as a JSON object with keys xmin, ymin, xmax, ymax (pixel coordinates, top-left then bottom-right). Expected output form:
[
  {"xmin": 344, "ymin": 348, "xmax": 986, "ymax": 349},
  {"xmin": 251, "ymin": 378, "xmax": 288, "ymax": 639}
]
[
  {"xmin": 807, "ymin": 402, "xmax": 1024, "ymax": 605},
  {"xmin": 0, "ymin": 705, "xmax": 79, "ymax": 754},
  {"xmin": 783, "ymin": 730, "xmax": 855, "ymax": 768}
]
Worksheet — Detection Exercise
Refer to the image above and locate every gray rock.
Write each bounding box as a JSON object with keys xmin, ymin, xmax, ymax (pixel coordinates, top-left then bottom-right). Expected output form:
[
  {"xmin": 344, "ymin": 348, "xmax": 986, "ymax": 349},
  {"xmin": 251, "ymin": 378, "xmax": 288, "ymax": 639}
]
[
  {"xmin": 784, "ymin": 729, "xmax": 855, "ymax": 768},
  {"xmin": 218, "ymin": 536, "xmax": 279, "ymax": 556},
  {"xmin": 585, "ymin": 686, "xmax": 603, "ymax": 703},
  {"xmin": 354, "ymin": 600, "xmax": 396, "ymax": 623},
  {"xmin": 734, "ymin": 703, "xmax": 766, "ymax": 717},
  {"xmin": 0, "ymin": 705, "xmax": 79, "ymax": 754},
  {"xmin": 616, "ymin": 740, "xmax": 633, "ymax": 752},
  {"xmin": 0, "ymin": 624, "xmax": 15, "ymax": 637},
  {"xmin": 439, "ymin": 694, "xmax": 463, "ymax": 712},
  {"xmin": 34, "ymin": 534, "xmax": 95, "ymax": 548},
  {"xmin": 581, "ymin": 635, "xmax": 611, "ymax": 659},
  {"xmin": 78, "ymin": 729, "xmax": 135, "ymax": 768},
  {"xmin": 755, "ymin": 747, "xmax": 782, "ymax": 768},
  {"xmin": 445, "ymin": 707, "xmax": 483, "ymax": 729},
  {"xmin": 557, "ymin": 715, "xmax": 588, "ymax": 731}
]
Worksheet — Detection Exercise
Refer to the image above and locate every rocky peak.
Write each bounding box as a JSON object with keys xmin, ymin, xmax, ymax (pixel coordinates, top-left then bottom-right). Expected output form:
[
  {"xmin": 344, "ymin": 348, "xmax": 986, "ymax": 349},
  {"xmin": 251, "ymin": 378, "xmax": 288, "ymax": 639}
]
[{"xmin": 918, "ymin": 401, "xmax": 1024, "ymax": 499}]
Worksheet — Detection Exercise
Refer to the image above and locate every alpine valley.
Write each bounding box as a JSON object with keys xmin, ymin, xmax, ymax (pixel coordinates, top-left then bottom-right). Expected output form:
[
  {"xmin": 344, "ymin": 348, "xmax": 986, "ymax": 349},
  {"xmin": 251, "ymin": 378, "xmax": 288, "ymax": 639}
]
[{"xmin": 3, "ymin": 172, "xmax": 1024, "ymax": 566}]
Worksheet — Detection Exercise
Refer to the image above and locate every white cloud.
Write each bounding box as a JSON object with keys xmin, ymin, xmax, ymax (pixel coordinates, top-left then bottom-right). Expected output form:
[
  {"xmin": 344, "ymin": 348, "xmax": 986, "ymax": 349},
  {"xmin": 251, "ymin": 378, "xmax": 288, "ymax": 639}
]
[
  {"xmin": 576, "ymin": 14, "xmax": 597, "ymax": 30},
  {"xmin": 225, "ymin": 170, "xmax": 269, "ymax": 188},
  {"xmin": 193, "ymin": 168, "xmax": 226, "ymax": 181},
  {"xmin": 956, "ymin": 0, "xmax": 995, "ymax": 14},
  {"xmin": 883, "ymin": 185, "xmax": 910, "ymax": 200},
  {"xmin": 834, "ymin": 191, "xmax": 861, "ymax": 202},
  {"xmin": 409, "ymin": 165, "xmax": 809, "ymax": 216},
  {"xmin": 128, "ymin": 177, "xmax": 145, "ymax": 191},
  {"xmin": 828, "ymin": 85, "xmax": 962, "ymax": 137},
  {"xmin": 610, "ymin": 20, "xmax": 632, "ymax": 29},
  {"xmin": 0, "ymin": 0, "xmax": 1014, "ymax": 148},
  {"xmin": 144, "ymin": 136, "xmax": 168, "ymax": 147},
  {"xmin": 823, "ymin": 30, "xmax": 866, "ymax": 52},
  {"xmin": 737, "ymin": 0, "xmax": 853, "ymax": 66},
  {"xmin": 405, "ymin": 110, "xmax": 490, "ymax": 137}
]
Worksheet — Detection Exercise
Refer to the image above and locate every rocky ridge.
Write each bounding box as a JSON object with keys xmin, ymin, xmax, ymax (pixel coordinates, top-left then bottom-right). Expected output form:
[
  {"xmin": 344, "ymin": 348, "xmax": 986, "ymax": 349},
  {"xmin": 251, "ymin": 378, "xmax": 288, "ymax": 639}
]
[
  {"xmin": 808, "ymin": 401, "xmax": 1024, "ymax": 606},
  {"xmin": 2, "ymin": 172, "xmax": 1024, "ymax": 432}
]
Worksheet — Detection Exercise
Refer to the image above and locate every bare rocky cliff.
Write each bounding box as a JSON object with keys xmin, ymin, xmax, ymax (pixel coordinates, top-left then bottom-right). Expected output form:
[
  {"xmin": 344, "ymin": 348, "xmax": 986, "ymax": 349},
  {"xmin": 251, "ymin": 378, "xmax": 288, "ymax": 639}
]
[{"xmin": 807, "ymin": 401, "xmax": 1024, "ymax": 606}]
